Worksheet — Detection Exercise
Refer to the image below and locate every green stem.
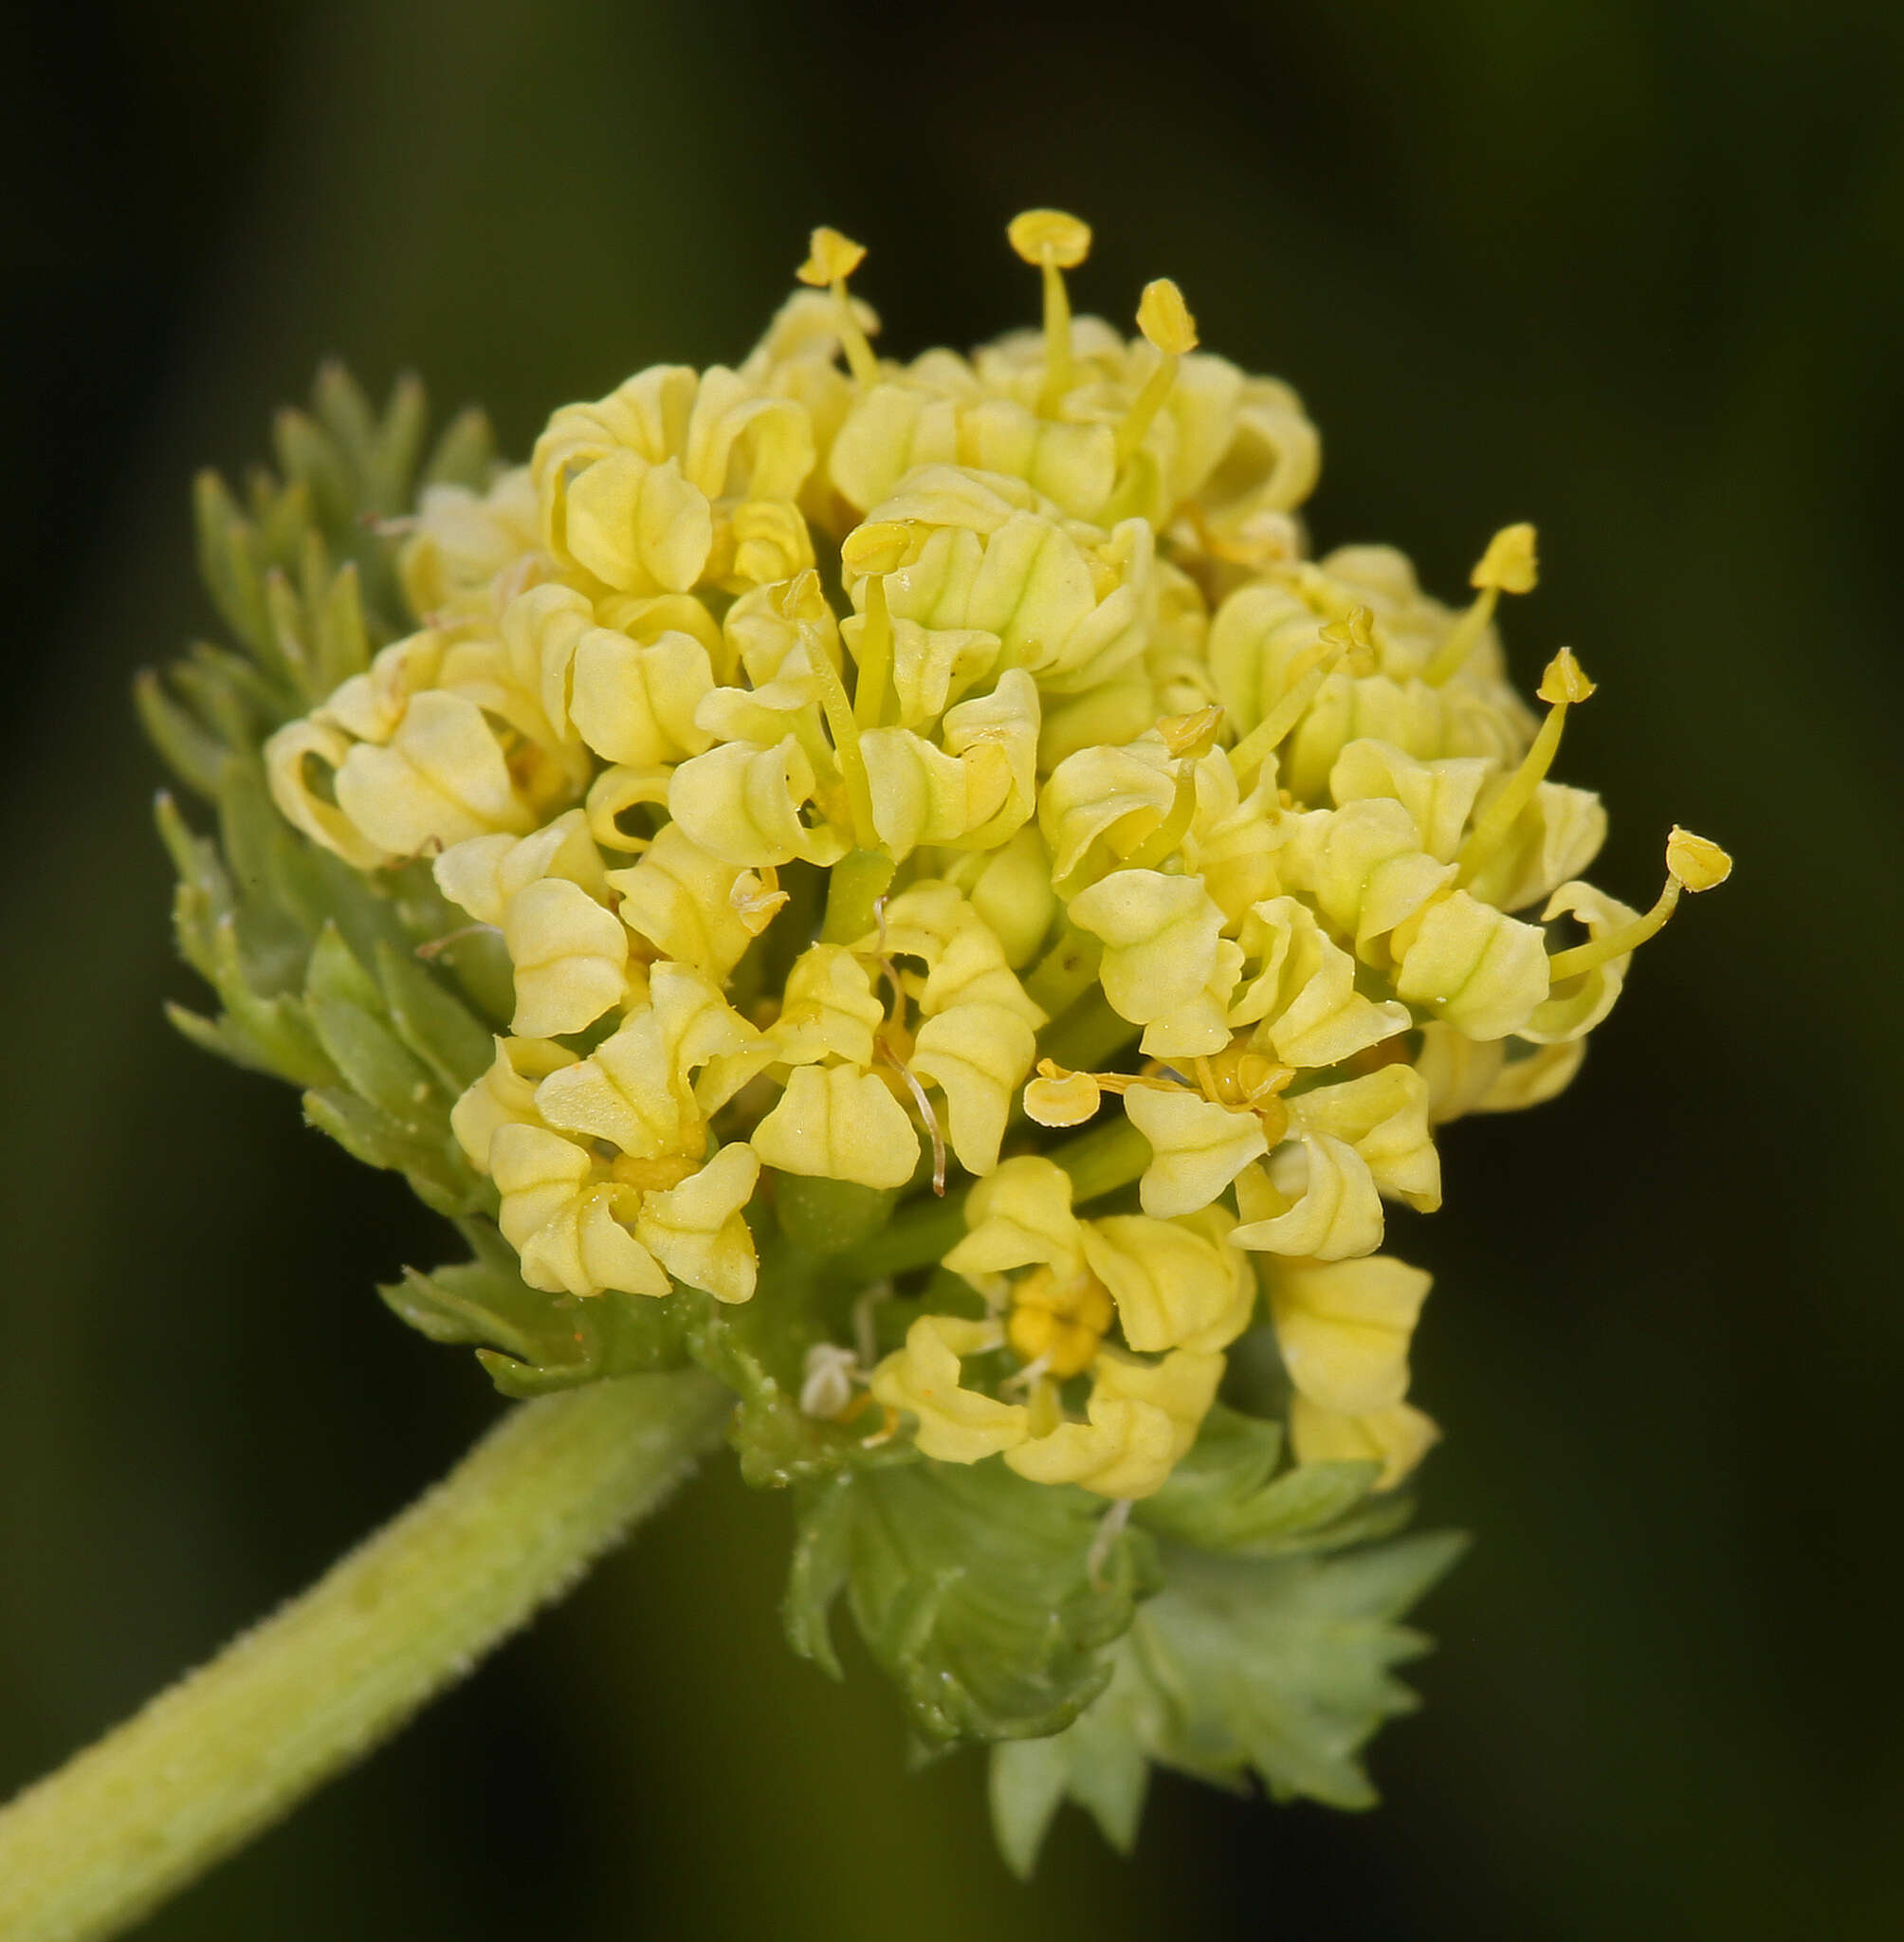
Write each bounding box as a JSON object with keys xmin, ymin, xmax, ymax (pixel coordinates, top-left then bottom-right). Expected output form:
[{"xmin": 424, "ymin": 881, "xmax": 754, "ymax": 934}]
[{"xmin": 0, "ymin": 1369, "xmax": 730, "ymax": 1942}]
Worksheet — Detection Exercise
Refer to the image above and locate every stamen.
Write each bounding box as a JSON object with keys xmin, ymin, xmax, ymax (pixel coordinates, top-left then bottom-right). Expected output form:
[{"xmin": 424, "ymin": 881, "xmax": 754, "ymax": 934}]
[
  {"xmin": 1228, "ymin": 607, "xmax": 1377, "ymax": 783},
  {"xmin": 1424, "ymin": 522, "xmax": 1539, "ymax": 687},
  {"xmin": 1087, "ymin": 1499, "xmax": 1134, "ymax": 1590},
  {"xmin": 841, "ymin": 520, "xmax": 911, "ymax": 730},
  {"xmin": 881, "ymin": 1045, "xmax": 947, "ymax": 1195},
  {"xmin": 1024, "ymin": 1061, "xmax": 1104, "ymax": 1127},
  {"xmin": 1008, "ymin": 209, "xmax": 1093, "ymax": 412},
  {"xmin": 1455, "ymin": 647, "xmax": 1594, "ymax": 883},
  {"xmin": 1117, "ymin": 278, "xmax": 1199, "ymax": 465},
  {"xmin": 414, "ymin": 922, "xmax": 501, "ymax": 961},
  {"xmin": 796, "ymin": 226, "xmax": 879, "ymax": 383},
  {"xmin": 779, "ymin": 570, "xmax": 880, "ymax": 852},
  {"xmin": 1545, "ymin": 825, "xmax": 1733, "ymax": 981}
]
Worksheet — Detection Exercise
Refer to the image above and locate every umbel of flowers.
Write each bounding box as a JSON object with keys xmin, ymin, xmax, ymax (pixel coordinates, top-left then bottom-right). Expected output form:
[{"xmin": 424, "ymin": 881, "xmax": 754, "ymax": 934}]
[{"xmin": 266, "ymin": 212, "xmax": 1727, "ymax": 1509}]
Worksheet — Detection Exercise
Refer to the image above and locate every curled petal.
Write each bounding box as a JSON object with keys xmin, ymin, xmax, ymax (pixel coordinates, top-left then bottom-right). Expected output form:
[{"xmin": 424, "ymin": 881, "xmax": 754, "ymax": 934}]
[
  {"xmin": 535, "ymin": 961, "xmax": 756, "ymax": 1158},
  {"xmin": 912, "ymin": 1001, "xmax": 1037, "ymax": 1176},
  {"xmin": 751, "ymin": 1064, "xmax": 921, "ymax": 1191},
  {"xmin": 569, "ymin": 628, "xmax": 716, "ymax": 767},
  {"xmin": 1393, "ymin": 890, "xmax": 1550, "ymax": 1040},
  {"xmin": 607, "ymin": 825, "xmax": 766, "ymax": 978},
  {"xmin": 1229, "ymin": 895, "xmax": 1410, "ymax": 1068},
  {"xmin": 335, "ymin": 690, "xmax": 533, "ymax": 857},
  {"xmin": 1082, "ymin": 1212, "xmax": 1257, "ymax": 1353},
  {"xmin": 772, "ymin": 944, "xmax": 887, "ymax": 1067},
  {"xmin": 433, "ymin": 807, "xmax": 606, "ymax": 927},
  {"xmin": 1518, "ymin": 880, "xmax": 1638, "ymax": 1043},
  {"xmin": 1124, "ymin": 1086, "xmax": 1268, "ymax": 1219},
  {"xmin": 943, "ymin": 1155, "xmax": 1085, "ymax": 1282},
  {"xmin": 869, "ymin": 1315, "xmax": 1028, "ymax": 1464},
  {"xmin": 449, "ymin": 1035, "xmax": 578, "ymax": 1170},
  {"xmin": 668, "ymin": 735, "xmax": 847, "ymax": 869},
  {"xmin": 1068, "ymin": 869, "xmax": 1236, "ymax": 1056},
  {"xmin": 1230, "ymin": 1139, "xmax": 1385, "ymax": 1262},
  {"xmin": 1287, "ymin": 1065, "xmax": 1441, "ymax": 1213},
  {"xmin": 635, "ymin": 1144, "xmax": 761, "ymax": 1304},
  {"xmin": 1289, "ymin": 1394, "xmax": 1439, "ymax": 1492},
  {"xmin": 1267, "ymin": 1254, "xmax": 1432, "ymax": 1417},
  {"xmin": 490, "ymin": 1122, "xmax": 669, "ymax": 1298},
  {"xmin": 503, "ymin": 876, "xmax": 631, "ymax": 1037},
  {"xmin": 1004, "ymin": 1347, "xmax": 1224, "ymax": 1499}
]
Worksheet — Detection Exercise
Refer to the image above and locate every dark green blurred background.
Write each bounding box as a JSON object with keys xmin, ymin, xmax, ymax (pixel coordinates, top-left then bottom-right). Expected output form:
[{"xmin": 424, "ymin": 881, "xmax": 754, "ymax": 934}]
[{"xmin": 4, "ymin": 3, "xmax": 1900, "ymax": 1935}]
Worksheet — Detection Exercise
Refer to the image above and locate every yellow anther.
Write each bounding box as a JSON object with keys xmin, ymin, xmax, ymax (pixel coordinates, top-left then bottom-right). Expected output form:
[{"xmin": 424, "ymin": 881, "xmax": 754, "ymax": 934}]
[
  {"xmin": 1010, "ymin": 209, "xmax": 1091, "ymax": 412},
  {"xmin": 1536, "ymin": 646, "xmax": 1595, "ymax": 705},
  {"xmin": 1472, "ymin": 522, "xmax": 1539, "ymax": 595},
  {"xmin": 730, "ymin": 868, "xmax": 789, "ymax": 935},
  {"xmin": 1118, "ymin": 279, "xmax": 1199, "ymax": 465},
  {"xmin": 1665, "ymin": 826, "xmax": 1732, "ymax": 892},
  {"xmin": 1007, "ymin": 1262, "xmax": 1115, "ymax": 1380},
  {"xmin": 1546, "ymin": 827, "xmax": 1731, "ymax": 982},
  {"xmin": 797, "ymin": 227, "xmax": 868, "ymax": 285},
  {"xmin": 779, "ymin": 566, "xmax": 833, "ymax": 626},
  {"xmin": 1425, "ymin": 522, "xmax": 1541, "ymax": 685},
  {"xmin": 1194, "ymin": 1041, "xmax": 1294, "ymax": 1111},
  {"xmin": 1318, "ymin": 605, "xmax": 1380, "ymax": 677},
  {"xmin": 1024, "ymin": 1062, "xmax": 1104, "ymax": 1127},
  {"xmin": 1154, "ymin": 704, "xmax": 1225, "ymax": 758},
  {"xmin": 796, "ymin": 226, "xmax": 877, "ymax": 382},
  {"xmin": 1136, "ymin": 278, "xmax": 1198, "ymax": 357},
  {"xmin": 1455, "ymin": 645, "xmax": 1593, "ymax": 885},
  {"xmin": 1228, "ymin": 614, "xmax": 1370, "ymax": 783},
  {"xmin": 841, "ymin": 520, "xmax": 913, "ymax": 577},
  {"xmin": 776, "ymin": 574, "xmax": 879, "ymax": 852},
  {"xmin": 1007, "ymin": 209, "xmax": 1093, "ymax": 268}
]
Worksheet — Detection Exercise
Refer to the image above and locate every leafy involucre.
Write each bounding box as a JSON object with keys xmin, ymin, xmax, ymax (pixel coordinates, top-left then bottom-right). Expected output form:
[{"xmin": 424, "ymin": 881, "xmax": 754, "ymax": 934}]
[
  {"xmin": 786, "ymin": 1458, "xmax": 1160, "ymax": 1742},
  {"xmin": 989, "ymin": 1529, "xmax": 1466, "ymax": 1874}
]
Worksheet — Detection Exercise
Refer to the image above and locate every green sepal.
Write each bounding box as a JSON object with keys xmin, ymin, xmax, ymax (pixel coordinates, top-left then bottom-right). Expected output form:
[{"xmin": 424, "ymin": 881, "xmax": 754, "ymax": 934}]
[
  {"xmin": 783, "ymin": 1457, "xmax": 1160, "ymax": 1744},
  {"xmin": 377, "ymin": 1220, "xmax": 700, "ymax": 1396},
  {"xmin": 987, "ymin": 1529, "xmax": 1468, "ymax": 1874},
  {"xmin": 989, "ymin": 1645, "xmax": 1153, "ymax": 1878},
  {"xmin": 1134, "ymin": 1404, "xmax": 1411, "ymax": 1557}
]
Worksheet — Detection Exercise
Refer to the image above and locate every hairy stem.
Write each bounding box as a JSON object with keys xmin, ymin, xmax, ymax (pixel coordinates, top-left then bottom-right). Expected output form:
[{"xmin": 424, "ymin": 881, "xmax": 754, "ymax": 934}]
[{"xmin": 0, "ymin": 1369, "xmax": 731, "ymax": 1942}]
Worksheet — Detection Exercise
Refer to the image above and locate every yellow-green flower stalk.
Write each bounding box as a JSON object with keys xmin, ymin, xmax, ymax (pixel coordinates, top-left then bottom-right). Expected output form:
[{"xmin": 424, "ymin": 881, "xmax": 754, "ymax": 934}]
[{"xmin": 3, "ymin": 210, "xmax": 1730, "ymax": 1933}]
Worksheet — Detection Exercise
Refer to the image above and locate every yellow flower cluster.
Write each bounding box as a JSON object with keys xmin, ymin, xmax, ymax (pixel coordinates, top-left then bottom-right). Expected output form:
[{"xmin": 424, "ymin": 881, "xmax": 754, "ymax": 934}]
[{"xmin": 265, "ymin": 213, "xmax": 1729, "ymax": 1502}]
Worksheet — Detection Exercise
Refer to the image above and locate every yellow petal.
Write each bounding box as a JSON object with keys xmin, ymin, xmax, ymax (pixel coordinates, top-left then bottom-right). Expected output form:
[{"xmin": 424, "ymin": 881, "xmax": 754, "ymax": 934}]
[
  {"xmin": 870, "ymin": 1314, "xmax": 1028, "ymax": 1463},
  {"xmin": 1393, "ymin": 889, "xmax": 1550, "ymax": 1040},
  {"xmin": 1290, "ymin": 1394, "xmax": 1439, "ymax": 1491},
  {"xmin": 1268, "ymin": 1254, "xmax": 1431, "ymax": 1416},
  {"xmin": 569, "ymin": 627, "xmax": 716, "ymax": 767},
  {"xmin": 911, "ymin": 1001, "xmax": 1037, "ymax": 1176},
  {"xmin": 751, "ymin": 1064, "xmax": 921, "ymax": 1190},
  {"xmin": 503, "ymin": 877, "xmax": 631, "ymax": 1037},
  {"xmin": 449, "ymin": 1035, "xmax": 578, "ymax": 1170},
  {"xmin": 1082, "ymin": 1214, "xmax": 1257, "ymax": 1353},
  {"xmin": 1005, "ymin": 1347, "xmax": 1222, "ymax": 1499},
  {"xmin": 634, "ymin": 1144, "xmax": 761, "ymax": 1303},
  {"xmin": 1123, "ymin": 1086, "xmax": 1268, "ymax": 1219}
]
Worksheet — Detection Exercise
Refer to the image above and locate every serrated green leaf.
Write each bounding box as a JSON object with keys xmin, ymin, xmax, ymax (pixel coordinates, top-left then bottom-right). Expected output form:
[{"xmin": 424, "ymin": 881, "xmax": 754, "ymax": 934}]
[
  {"xmin": 989, "ymin": 1645, "xmax": 1154, "ymax": 1878},
  {"xmin": 987, "ymin": 1529, "xmax": 1467, "ymax": 1875},
  {"xmin": 301, "ymin": 1085, "xmax": 477, "ymax": 1212},
  {"xmin": 782, "ymin": 1475, "xmax": 855, "ymax": 1679},
  {"xmin": 785, "ymin": 1457, "xmax": 1158, "ymax": 1744},
  {"xmin": 1136, "ymin": 1533, "xmax": 1465, "ymax": 1805},
  {"xmin": 1135, "ymin": 1404, "xmax": 1399, "ymax": 1557},
  {"xmin": 369, "ymin": 373, "xmax": 428, "ymax": 513},
  {"xmin": 476, "ymin": 1288, "xmax": 698, "ymax": 1397}
]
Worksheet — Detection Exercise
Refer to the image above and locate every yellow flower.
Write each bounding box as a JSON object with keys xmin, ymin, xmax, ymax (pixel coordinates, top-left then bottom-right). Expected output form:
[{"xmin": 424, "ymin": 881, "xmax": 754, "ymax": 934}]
[
  {"xmin": 1005, "ymin": 1347, "xmax": 1225, "ymax": 1499},
  {"xmin": 869, "ymin": 1315, "xmax": 1028, "ymax": 1463},
  {"xmin": 260, "ymin": 211, "xmax": 1731, "ymax": 1508}
]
